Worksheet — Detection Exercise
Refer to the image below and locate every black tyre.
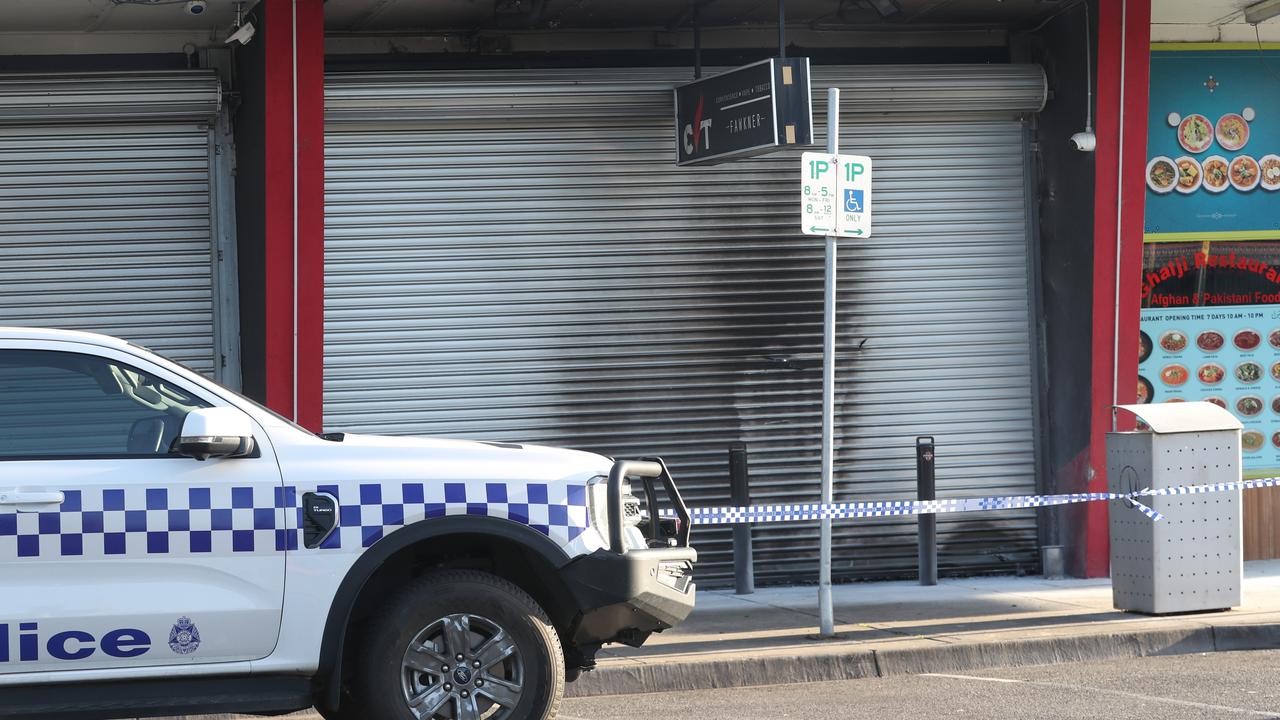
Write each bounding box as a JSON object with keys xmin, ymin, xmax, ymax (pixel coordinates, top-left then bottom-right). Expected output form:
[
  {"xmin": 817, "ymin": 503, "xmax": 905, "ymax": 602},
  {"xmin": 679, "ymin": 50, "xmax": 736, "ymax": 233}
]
[{"xmin": 353, "ymin": 569, "xmax": 566, "ymax": 720}]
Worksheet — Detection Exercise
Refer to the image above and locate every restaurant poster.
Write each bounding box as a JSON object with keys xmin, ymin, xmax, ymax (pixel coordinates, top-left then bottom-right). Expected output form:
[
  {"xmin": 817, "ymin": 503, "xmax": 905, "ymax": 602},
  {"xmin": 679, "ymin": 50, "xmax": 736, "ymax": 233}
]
[{"xmin": 1141, "ymin": 47, "xmax": 1280, "ymax": 477}]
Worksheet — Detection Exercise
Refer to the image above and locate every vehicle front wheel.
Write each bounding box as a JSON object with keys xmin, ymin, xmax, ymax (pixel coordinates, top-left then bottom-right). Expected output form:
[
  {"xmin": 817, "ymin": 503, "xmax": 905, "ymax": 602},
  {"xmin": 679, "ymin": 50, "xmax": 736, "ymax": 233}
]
[{"xmin": 354, "ymin": 569, "xmax": 566, "ymax": 720}]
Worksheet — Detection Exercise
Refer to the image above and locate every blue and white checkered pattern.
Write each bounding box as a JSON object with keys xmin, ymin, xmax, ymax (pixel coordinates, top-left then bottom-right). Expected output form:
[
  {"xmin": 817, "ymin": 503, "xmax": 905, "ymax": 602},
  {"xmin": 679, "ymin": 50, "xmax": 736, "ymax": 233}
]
[
  {"xmin": 8, "ymin": 476, "xmax": 1280, "ymax": 559},
  {"xmin": 664, "ymin": 478, "xmax": 1280, "ymax": 527},
  {"xmin": 0, "ymin": 485, "xmax": 286, "ymax": 559},
  {"xmin": 1, "ymin": 482, "xmax": 590, "ymax": 560},
  {"xmin": 671, "ymin": 492, "xmax": 1139, "ymax": 525},
  {"xmin": 1158, "ymin": 477, "xmax": 1280, "ymax": 495},
  {"xmin": 306, "ymin": 481, "xmax": 589, "ymax": 551}
]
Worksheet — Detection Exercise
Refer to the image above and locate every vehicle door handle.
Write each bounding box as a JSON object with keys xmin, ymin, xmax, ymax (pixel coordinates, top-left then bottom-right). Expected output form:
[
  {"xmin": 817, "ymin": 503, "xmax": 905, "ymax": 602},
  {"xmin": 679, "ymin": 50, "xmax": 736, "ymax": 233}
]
[{"xmin": 0, "ymin": 491, "xmax": 66, "ymax": 506}]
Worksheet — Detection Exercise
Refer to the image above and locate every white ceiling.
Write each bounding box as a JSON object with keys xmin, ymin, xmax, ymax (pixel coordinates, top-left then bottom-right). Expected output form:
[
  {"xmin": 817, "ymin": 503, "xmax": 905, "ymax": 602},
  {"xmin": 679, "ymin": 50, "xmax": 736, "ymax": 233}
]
[
  {"xmin": 1152, "ymin": 0, "xmax": 1280, "ymax": 42},
  {"xmin": 1152, "ymin": 0, "xmax": 1255, "ymax": 25}
]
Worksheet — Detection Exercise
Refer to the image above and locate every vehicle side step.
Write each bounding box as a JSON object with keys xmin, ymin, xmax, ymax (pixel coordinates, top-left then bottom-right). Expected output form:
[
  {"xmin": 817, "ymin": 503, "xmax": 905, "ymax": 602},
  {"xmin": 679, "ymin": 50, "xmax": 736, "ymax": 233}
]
[{"xmin": 0, "ymin": 675, "xmax": 313, "ymax": 720}]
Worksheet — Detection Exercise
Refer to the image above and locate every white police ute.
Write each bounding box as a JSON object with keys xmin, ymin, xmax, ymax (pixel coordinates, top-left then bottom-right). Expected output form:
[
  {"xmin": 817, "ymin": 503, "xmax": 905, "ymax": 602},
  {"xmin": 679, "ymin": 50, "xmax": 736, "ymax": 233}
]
[{"xmin": 0, "ymin": 328, "xmax": 696, "ymax": 720}]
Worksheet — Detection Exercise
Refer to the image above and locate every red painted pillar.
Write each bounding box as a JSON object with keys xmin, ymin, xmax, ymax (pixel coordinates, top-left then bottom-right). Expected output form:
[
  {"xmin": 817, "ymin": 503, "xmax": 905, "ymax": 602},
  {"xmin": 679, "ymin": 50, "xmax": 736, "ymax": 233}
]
[
  {"xmin": 1083, "ymin": 0, "xmax": 1151, "ymax": 577},
  {"xmin": 262, "ymin": 0, "xmax": 325, "ymax": 431}
]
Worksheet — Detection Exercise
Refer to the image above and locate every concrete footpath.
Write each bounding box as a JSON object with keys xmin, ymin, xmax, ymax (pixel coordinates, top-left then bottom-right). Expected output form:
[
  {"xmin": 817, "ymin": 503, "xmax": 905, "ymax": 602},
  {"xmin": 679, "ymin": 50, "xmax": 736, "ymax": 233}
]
[{"xmin": 567, "ymin": 559, "xmax": 1280, "ymax": 697}]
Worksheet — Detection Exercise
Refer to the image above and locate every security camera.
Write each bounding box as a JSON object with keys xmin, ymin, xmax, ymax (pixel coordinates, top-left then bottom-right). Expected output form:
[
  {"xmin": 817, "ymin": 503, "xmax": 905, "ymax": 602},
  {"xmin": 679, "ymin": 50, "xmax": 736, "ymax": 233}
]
[
  {"xmin": 185, "ymin": 0, "xmax": 208, "ymax": 15},
  {"xmin": 1070, "ymin": 130, "xmax": 1097, "ymax": 153},
  {"xmin": 225, "ymin": 21, "xmax": 256, "ymax": 45}
]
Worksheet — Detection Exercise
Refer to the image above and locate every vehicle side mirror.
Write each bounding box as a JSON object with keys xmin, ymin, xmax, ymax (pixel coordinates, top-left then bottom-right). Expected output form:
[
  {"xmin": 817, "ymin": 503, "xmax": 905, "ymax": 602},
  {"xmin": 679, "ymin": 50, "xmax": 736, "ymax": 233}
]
[{"xmin": 176, "ymin": 407, "xmax": 256, "ymax": 461}]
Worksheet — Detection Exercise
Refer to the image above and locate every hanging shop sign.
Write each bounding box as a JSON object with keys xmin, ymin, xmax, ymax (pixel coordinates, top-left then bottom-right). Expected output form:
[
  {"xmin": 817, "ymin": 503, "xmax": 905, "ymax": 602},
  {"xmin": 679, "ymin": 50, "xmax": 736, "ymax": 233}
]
[
  {"xmin": 674, "ymin": 57, "xmax": 813, "ymax": 166},
  {"xmin": 800, "ymin": 151, "xmax": 872, "ymax": 237},
  {"xmin": 1139, "ymin": 46, "xmax": 1280, "ymax": 477}
]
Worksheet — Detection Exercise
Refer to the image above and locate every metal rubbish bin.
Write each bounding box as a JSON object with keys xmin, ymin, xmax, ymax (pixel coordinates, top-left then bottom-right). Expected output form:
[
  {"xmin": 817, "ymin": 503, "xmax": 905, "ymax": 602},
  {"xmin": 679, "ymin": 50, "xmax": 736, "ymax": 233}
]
[{"xmin": 1108, "ymin": 402, "xmax": 1243, "ymax": 614}]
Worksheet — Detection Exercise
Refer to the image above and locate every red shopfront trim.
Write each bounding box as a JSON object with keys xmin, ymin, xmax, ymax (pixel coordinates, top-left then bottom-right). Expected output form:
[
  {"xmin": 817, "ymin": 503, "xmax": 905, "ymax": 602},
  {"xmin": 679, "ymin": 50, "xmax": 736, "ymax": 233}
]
[
  {"xmin": 1084, "ymin": 0, "xmax": 1151, "ymax": 577},
  {"xmin": 295, "ymin": 0, "xmax": 326, "ymax": 432},
  {"xmin": 263, "ymin": 0, "xmax": 325, "ymax": 431}
]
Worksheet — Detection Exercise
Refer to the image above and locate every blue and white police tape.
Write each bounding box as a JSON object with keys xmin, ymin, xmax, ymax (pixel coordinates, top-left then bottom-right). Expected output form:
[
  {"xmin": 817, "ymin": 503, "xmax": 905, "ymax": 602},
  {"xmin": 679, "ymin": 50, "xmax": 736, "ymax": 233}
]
[{"xmin": 663, "ymin": 476, "xmax": 1280, "ymax": 526}]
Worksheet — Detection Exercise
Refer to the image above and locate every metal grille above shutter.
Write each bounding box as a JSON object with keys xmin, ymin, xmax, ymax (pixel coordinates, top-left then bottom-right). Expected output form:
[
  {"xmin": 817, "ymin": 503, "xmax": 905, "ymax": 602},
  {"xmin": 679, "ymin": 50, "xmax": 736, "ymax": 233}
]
[
  {"xmin": 0, "ymin": 72, "xmax": 222, "ymax": 375},
  {"xmin": 325, "ymin": 65, "xmax": 1046, "ymax": 122},
  {"xmin": 0, "ymin": 71, "xmax": 221, "ymax": 124},
  {"xmin": 324, "ymin": 66, "xmax": 1043, "ymax": 585}
]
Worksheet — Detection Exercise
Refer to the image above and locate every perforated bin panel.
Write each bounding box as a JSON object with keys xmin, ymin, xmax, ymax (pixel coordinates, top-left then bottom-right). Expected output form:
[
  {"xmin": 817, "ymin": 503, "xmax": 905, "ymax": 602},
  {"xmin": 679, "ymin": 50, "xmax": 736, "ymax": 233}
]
[
  {"xmin": 1109, "ymin": 432, "xmax": 1155, "ymax": 611},
  {"xmin": 1108, "ymin": 430, "xmax": 1243, "ymax": 614}
]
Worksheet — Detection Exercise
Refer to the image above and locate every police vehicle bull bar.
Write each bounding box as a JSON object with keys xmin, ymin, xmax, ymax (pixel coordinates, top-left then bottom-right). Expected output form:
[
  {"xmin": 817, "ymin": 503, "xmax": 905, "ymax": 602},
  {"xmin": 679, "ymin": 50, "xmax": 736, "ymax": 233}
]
[{"xmin": 606, "ymin": 458, "xmax": 691, "ymax": 553}]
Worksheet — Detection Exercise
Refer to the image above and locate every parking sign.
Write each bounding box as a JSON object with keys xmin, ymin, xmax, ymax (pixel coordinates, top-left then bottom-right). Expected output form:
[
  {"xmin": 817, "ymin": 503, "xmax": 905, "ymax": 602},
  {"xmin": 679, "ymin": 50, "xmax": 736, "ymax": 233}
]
[{"xmin": 800, "ymin": 152, "xmax": 872, "ymax": 238}]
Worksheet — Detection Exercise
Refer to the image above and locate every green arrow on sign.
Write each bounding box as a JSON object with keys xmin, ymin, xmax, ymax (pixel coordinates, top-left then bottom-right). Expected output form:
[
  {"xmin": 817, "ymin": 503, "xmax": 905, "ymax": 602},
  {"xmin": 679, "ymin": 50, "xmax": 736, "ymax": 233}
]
[
  {"xmin": 810, "ymin": 226, "xmax": 829, "ymax": 233},
  {"xmin": 852, "ymin": 229, "xmax": 864, "ymax": 236}
]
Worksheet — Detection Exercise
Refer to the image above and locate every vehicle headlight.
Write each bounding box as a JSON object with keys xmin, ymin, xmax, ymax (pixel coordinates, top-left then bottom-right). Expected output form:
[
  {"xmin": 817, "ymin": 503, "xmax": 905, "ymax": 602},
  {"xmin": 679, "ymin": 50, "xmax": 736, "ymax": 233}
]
[{"xmin": 587, "ymin": 477, "xmax": 610, "ymax": 533}]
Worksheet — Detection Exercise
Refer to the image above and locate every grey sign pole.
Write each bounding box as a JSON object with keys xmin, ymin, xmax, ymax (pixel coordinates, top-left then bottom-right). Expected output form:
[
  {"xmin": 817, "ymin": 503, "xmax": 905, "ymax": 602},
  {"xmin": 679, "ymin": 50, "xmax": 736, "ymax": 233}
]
[{"xmin": 819, "ymin": 86, "xmax": 838, "ymax": 639}]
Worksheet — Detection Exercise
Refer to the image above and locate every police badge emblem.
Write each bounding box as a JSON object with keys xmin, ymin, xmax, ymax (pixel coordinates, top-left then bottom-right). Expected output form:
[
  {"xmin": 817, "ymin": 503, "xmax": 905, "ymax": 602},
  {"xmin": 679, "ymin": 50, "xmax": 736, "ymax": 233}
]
[{"xmin": 168, "ymin": 617, "xmax": 201, "ymax": 655}]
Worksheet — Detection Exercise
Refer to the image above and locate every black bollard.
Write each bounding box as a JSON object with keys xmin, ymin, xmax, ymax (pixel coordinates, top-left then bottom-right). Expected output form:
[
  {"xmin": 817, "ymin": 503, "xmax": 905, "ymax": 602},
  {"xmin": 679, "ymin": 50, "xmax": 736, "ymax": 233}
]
[
  {"xmin": 729, "ymin": 443, "xmax": 754, "ymax": 595},
  {"xmin": 917, "ymin": 436, "xmax": 938, "ymax": 586}
]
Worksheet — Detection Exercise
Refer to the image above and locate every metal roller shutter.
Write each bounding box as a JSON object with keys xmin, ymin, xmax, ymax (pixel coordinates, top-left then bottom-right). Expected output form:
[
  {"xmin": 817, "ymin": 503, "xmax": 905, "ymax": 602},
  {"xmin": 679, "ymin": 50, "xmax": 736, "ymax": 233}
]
[
  {"xmin": 0, "ymin": 72, "xmax": 224, "ymax": 376},
  {"xmin": 324, "ymin": 66, "xmax": 1044, "ymax": 585}
]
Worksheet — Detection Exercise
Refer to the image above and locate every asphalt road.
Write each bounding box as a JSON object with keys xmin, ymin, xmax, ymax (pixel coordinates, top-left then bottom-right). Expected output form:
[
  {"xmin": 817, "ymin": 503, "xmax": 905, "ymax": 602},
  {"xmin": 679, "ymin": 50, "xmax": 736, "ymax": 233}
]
[{"xmin": 559, "ymin": 649, "xmax": 1280, "ymax": 719}]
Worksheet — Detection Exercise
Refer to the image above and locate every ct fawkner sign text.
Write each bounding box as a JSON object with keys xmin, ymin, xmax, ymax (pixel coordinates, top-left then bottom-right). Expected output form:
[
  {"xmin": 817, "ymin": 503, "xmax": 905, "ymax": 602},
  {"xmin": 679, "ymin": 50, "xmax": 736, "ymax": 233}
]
[{"xmin": 674, "ymin": 57, "xmax": 813, "ymax": 166}]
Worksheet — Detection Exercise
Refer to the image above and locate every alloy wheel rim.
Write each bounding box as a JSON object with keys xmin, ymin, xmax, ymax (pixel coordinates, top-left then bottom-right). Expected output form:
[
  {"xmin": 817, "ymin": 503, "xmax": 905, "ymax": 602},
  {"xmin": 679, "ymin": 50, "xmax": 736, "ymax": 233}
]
[{"xmin": 400, "ymin": 613, "xmax": 524, "ymax": 720}]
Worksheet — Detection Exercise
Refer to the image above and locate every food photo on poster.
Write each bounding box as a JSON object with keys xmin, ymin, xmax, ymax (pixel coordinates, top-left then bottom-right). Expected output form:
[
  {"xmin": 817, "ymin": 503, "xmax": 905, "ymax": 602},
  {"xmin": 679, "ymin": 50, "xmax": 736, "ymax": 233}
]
[
  {"xmin": 1144, "ymin": 49, "xmax": 1280, "ymax": 238},
  {"xmin": 1138, "ymin": 302, "xmax": 1279, "ymax": 461}
]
